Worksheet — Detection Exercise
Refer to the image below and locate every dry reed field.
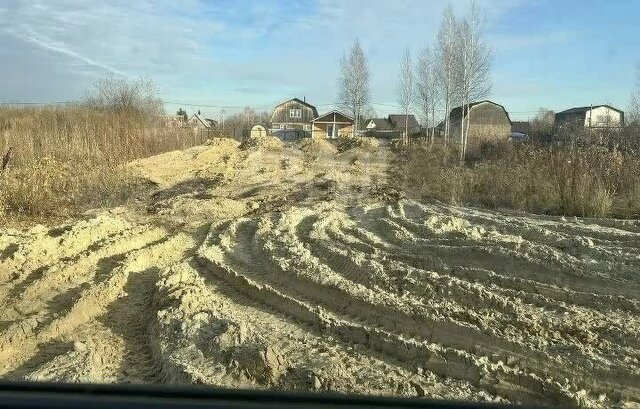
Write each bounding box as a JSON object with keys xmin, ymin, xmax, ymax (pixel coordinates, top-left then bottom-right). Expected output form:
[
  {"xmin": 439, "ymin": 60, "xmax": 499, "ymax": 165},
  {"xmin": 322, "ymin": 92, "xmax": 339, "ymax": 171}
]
[{"xmin": 0, "ymin": 105, "xmax": 207, "ymax": 222}]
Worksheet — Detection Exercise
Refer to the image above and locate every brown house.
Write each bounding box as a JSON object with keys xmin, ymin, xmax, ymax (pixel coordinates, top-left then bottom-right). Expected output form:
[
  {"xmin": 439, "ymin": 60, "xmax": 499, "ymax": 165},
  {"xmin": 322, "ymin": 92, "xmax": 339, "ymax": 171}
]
[
  {"xmin": 445, "ymin": 100, "xmax": 512, "ymax": 151},
  {"xmin": 311, "ymin": 111, "xmax": 353, "ymax": 139},
  {"xmin": 270, "ymin": 98, "xmax": 318, "ymax": 140}
]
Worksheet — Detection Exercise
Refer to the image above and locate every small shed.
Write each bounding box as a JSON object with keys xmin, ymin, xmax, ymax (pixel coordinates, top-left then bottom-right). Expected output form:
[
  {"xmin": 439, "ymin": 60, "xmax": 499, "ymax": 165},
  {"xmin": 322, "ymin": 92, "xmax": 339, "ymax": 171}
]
[
  {"xmin": 311, "ymin": 111, "xmax": 354, "ymax": 139},
  {"xmin": 250, "ymin": 124, "xmax": 267, "ymax": 138}
]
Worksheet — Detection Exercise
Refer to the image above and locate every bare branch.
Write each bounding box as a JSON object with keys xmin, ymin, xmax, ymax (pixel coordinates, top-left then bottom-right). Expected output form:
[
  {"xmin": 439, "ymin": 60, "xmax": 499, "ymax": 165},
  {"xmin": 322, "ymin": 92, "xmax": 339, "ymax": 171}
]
[
  {"xmin": 396, "ymin": 47, "xmax": 414, "ymax": 144},
  {"xmin": 337, "ymin": 39, "xmax": 371, "ymax": 134},
  {"xmin": 436, "ymin": 4, "xmax": 459, "ymax": 144},
  {"xmin": 85, "ymin": 74, "xmax": 164, "ymax": 120},
  {"xmin": 415, "ymin": 46, "xmax": 440, "ymax": 142},
  {"xmin": 630, "ymin": 62, "xmax": 640, "ymax": 124}
]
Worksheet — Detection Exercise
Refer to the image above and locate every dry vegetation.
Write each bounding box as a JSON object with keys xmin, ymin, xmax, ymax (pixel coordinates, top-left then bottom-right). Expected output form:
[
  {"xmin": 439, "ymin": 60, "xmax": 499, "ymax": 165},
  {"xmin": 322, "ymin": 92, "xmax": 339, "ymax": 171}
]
[
  {"xmin": 0, "ymin": 106, "xmax": 206, "ymax": 222},
  {"xmin": 393, "ymin": 136, "xmax": 640, "ymax": 219},
  {"xmin": 0, "ymin": 77, "xmax": 208, "ymax": 223}
]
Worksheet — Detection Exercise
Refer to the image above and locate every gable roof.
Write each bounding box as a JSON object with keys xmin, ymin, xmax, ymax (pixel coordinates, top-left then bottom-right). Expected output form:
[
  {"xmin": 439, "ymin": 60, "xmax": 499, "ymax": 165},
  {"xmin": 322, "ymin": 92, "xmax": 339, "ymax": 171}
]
[
  {"xmin": 556, "ymin": 105, "xmax": 624, "ymax": 116},
  {"xmin": 313, "ymin": 109, "xmax": 353, "ymax": 122},
  {"xmin": 366, "ymin": 118, "xmax": 393, "ymax": 130},
  {"xmin": 189, "ymin": 113, "xmax": 211, "ymax": 128},
  {"xmin": 448, "ymin": 100, "xmax": 511, "ymax": 123},
  {"xmin": 388, "ymin": 114, "xmax": 420, "ymax": 130},
  {"xmin": 274, "ymin": 98, "xmax": 319, "ymax": 115}
]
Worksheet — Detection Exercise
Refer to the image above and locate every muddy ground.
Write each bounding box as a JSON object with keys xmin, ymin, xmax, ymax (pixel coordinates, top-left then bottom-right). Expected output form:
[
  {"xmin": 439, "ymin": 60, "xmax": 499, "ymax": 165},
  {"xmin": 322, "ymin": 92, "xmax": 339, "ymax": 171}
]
[{"xmin": 0, "ymin": 137, "xmax": 639, "ymax": 408}]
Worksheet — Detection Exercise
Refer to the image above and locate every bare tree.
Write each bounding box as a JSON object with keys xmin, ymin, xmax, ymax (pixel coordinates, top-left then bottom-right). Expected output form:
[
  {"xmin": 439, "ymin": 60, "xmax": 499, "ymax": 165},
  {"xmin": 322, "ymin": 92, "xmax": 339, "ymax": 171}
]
[
  {"xmin": 337, "ymin": 39, "xmax": 370, "ymax": 136},
  {"xmin": 396, "ymin": 48, "xmax": 414, "ymax": 145},
  {"xmin": 86, "ymin": 74, "xmax": 164, "ymax": 120},
  {"xmin": 530, "ymin": 108, "xmax": 555, "ymax": 145},
  {"xmin": 436, "ymin": 4, "xmax": 458, "ymax": 146},
  {"xmin": 456, "ymin": 0, "xmax": 492, "ymax": 161},
  {"xmin": 415, "ymin": 46, "xmax": 439, "ymax": 143},
  {"xmin": 630, "ymin": 62, "xmax": 640, "ymax": 124}
]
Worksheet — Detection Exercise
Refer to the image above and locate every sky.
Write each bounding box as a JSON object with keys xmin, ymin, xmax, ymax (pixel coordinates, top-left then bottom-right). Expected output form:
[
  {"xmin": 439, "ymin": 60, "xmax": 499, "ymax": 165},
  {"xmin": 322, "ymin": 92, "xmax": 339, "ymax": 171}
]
[{"xmin": 1, "ymin": 0, "xmax": 638, "ymax": 121}]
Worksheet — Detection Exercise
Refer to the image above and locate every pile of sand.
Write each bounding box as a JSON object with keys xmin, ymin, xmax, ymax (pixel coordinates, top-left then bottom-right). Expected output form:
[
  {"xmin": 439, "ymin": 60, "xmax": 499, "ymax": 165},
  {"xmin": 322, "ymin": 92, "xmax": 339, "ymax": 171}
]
[
  {"xmin": 127, "ymin": 141, "xmax": 241, "ymax": 187},
  {"xmin": 240, "ymin": 136, "xmax": 283, "ymax": 150},
  {"xmin": 205, "ymin": 138, "xmax": 241, "ymax": 150},
  {"xmin": 337, "ymin": 137, "xmax": 379, "ymax": 153},
  {"xmin": 296, "ymin": 138, "xmax": 338, "ymax": 155}
]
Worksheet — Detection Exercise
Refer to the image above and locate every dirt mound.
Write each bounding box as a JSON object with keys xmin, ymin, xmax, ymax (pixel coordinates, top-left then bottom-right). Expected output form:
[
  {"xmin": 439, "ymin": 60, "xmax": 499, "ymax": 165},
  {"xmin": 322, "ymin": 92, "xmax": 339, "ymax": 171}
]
[
  {"xmin": 205, "ymin": 138, "xmax": 241, "ymax": 149},
  {"xmin": 240, "ymin": 136, "xmax": 283, "ymax": 151},
  {"xmin": 296, "ymin": 138, "xmax": 338, "ymax": 155},
  {"xmin": 127, "ymin": 142, "xmax": 241, "ymax": 187},
  {"xmin": 337, "ymin": 137, "xmax": 379, "ymax": 153}
]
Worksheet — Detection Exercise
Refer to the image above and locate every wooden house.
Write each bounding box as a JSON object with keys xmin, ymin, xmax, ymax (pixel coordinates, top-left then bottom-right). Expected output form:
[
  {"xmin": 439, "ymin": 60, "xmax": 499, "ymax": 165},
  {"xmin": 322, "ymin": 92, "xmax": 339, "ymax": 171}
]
[
  {"xmin": 269, "ymin": 98, "xmax": 318, "ymax": 140},
  {"xmin": 311, "ymin": 111, "xmax": 353, "ymax": 139}
]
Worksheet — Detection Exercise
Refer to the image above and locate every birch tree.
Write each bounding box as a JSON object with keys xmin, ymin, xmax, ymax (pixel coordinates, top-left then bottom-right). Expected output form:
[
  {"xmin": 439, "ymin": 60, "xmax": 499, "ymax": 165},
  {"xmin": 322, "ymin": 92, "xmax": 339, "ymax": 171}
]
[
  {"xmin": 337, "ymin": 39, "xmax": 370, "ymax": 135},
  {"xmin": 456, "ymin": 0, "xmax": 492, "ymax": 161},
  {"xmin": 436, "ymin": 4, "xmax": 458, "ymax": 145},
  {"xmin": 415, "ymin": 46, "xmax": 439, "ymax": 143},
  {"xmin": 630, "ymin": 62, "xmax": 640, "ymax": 124},
  {"xmin": 396, "ymin": 47, "xmax": 414, "ymax": 145}
]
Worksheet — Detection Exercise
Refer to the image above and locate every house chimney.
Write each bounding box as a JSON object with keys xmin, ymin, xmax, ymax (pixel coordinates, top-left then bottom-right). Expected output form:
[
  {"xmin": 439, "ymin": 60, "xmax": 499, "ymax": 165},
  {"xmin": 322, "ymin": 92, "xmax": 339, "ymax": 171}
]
[{"xmin": 303, "ymin": 96, "xmax": 306, "ymax": 103}]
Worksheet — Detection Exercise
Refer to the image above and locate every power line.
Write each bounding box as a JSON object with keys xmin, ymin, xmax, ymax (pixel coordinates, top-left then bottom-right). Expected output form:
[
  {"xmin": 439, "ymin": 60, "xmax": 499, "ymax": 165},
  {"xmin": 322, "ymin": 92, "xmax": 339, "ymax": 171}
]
[{"xmin": 0, "ymin": 99, "xmax": 561, "ymax": 117}]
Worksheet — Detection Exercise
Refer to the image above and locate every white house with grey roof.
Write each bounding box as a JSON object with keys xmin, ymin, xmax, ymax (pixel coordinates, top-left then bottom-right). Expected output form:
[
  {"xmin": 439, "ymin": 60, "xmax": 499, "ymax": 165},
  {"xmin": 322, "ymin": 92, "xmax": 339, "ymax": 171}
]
[{"xmin": 555, "ymin": 105, "xmax": 624, "ymax": 129}]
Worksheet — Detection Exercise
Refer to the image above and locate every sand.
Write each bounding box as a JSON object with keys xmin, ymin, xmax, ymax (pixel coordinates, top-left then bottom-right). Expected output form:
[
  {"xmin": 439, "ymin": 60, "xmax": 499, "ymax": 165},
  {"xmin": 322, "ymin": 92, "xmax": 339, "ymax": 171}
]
[{"xmin": 0, "ymin": 137, "xmax": 638, "ymax": 408}]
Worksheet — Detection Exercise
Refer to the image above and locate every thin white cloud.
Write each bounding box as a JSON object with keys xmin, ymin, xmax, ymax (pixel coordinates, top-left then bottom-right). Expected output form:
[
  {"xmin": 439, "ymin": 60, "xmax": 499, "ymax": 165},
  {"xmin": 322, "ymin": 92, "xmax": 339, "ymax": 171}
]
[
  {"xmin": 4, "ymin": 27, "xmax": 126, "ymax": 76},
  {"xmin": 0, "ymin": 0, "xmax": 224, "ymax": 78}
]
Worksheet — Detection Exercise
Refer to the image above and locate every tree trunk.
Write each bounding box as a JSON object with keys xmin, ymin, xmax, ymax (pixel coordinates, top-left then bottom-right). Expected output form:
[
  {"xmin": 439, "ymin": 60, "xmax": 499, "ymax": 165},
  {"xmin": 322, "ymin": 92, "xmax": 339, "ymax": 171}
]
[{"xmin": 405, "ymin": 113, "xmax": 409, "ymax": 146}]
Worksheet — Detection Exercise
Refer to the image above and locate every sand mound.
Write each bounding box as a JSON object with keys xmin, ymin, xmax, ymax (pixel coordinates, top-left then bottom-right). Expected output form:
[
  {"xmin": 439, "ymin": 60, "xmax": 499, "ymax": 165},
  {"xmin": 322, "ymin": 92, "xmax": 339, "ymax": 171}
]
[
  {"xmin": 205, "ymin": 137, "xmax": 241, "ymax": 149},
  {"xmin": 240, "ymin": 136, "xmax": 283, "ymax": 150},
  {"xmin": 127, "ymin": 141, "xmax": 241, "ymax": 187},
  {"xmin": 337, "ymin": 137, "xmax": 379, "ymax": 153},
  {"xmin": 297, "ymin": 138, "xmax": 338, "ymax": 155}
]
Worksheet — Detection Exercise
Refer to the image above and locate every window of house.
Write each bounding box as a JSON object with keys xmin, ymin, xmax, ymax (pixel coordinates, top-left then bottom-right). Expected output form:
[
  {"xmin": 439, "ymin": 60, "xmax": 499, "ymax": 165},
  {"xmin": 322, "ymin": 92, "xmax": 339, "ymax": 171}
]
[{"xmin": 289, "ymin": 108, "xmax": 301, "ymax": 119}]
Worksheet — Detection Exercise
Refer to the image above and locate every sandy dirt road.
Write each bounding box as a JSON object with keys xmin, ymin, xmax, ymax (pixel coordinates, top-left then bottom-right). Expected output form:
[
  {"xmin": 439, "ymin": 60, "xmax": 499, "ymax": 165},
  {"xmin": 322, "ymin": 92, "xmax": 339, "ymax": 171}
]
[{"xmin": 0, "ymin": 137, "xmax": 638, "ymax": 408}]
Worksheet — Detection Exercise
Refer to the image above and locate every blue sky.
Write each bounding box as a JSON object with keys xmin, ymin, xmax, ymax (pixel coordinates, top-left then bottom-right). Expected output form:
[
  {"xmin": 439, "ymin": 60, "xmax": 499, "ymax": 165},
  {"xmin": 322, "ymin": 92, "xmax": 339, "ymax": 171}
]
[{"xmin": 0, "ymin": 0, "xmax": 638, "ymax": 120}]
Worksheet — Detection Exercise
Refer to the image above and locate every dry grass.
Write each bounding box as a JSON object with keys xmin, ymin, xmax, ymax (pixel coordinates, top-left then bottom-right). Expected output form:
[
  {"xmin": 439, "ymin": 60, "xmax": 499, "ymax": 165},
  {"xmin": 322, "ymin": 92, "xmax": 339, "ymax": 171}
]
[
  {"xmin": 392, "ymin": 140, "xmax": 640, "ymax": 218},
  {"xmin": 0, "ymin": 105, "xmax": 207, "ymax": 223}
]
